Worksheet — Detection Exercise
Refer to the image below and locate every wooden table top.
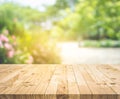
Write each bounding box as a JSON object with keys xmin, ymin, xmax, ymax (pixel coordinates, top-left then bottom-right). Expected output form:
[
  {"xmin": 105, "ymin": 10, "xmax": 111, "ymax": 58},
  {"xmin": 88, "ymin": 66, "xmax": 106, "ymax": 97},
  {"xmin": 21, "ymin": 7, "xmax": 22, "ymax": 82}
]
[{"xmin": 0, "ymin": 64, "xmax": 120, "ymax": 99}]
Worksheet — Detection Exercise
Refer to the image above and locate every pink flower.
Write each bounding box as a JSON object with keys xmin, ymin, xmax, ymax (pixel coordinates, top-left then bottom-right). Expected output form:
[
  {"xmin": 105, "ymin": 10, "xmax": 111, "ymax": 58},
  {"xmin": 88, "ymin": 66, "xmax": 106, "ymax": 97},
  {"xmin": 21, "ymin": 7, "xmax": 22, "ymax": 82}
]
[
  {"xmin": 0, "ymin": 34, "xmax": 9, "ymax": 42},
  {"xmin": 26, "ymin": 56, "xmax": 33, "ymax": 64},
  {"xmin": 4, "ymin": 43, "xmax": 13, "ymax": 50},
  {"xmin": 0, "ymin": 41, "xmax": 3, "ymax": 48},
  {"xmin": 12, "ymin": 35, "xmax": 16, "ymax": 40},
  {"xmin": 7, "ymin": 50, "xmax": 14, "ymax": 58}
]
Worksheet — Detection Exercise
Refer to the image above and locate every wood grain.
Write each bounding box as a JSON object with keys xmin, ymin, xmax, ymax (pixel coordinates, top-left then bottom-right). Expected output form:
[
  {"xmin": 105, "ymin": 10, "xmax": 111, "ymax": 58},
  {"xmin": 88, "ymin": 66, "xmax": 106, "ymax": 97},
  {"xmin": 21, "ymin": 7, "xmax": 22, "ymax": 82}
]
[{"xmin": 0, "ymin": 64, "xmax": 119, "ymax": 99}]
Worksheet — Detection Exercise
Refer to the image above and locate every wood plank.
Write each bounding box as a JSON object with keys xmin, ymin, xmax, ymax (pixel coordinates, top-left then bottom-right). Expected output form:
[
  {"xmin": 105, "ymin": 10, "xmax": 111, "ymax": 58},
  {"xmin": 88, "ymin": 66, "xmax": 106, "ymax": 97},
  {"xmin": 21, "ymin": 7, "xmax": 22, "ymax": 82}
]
[
  {"xmin": 66, "ymin": 65, "xmax": 80, "ymax": 99},
  {"xmin": 85, "ymin": 64, "xmax": 117, "ymax": 99},
  {"xmin": 46, "ymin": 66, "xmax": 60, "ymax": 99},
  {"xmin": 73, "ymin": 65, "xmax": 92, "ymax": 99},
  {"xmin": 0, "ymin": 64, "xmax": 119, "ymax": 99},
  {"xmin": 14, "ymin": 65, "xmax": 42, "ymax": 94},
  {"xmin": 111, "ymin": 65, "xmax": 120, "ymax": 71},
  {"xmin": 0, "ymin": 65, "xmax": 37, "ymax": 94},
  {"xmin": 0, "ymin": 65, "xmax": 25, "ymax": 93},
  {"xmin": 78, "ymin": 64, "xmax": 116, "ymax": 99},
  {"xmin": 0, "ymin": 65, "xmax": 24, "ymax": 80},
  {"xmin": 0, "ymin": 65, "xmax": 15, "ymax": 73},
  {"xmin": 56, "ymin": 65, "xmax": 68, "ymax": 99},
  {"xmin": 0, "ymin": 65, "xmax": 56, "ymax": 99},
  {"xmin": 33, "ymin": 65, "xmax": 56, "ymax": 94},
  {"xmin": 97, "ymin": 64, "xmax": 120, "ymax": 99}
]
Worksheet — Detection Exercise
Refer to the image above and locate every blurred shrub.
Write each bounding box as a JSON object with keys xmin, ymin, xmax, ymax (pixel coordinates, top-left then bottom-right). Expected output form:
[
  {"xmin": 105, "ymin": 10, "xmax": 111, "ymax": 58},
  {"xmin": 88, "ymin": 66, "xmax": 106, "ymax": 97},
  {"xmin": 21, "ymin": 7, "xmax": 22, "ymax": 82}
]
[
  {"xmin": 17, "ymin": 30, "xmax": 61, "ymax": 64},
  {"xmin": 0, "ymin": 29, "xmax": 33, "ymax": 64},
  {"xmin": 0, "ymin": 3, "xmax": 61, "ymax": 64},
  {"xmin": 50, "ymin": 0, "xmax": 120, "ymax": 41},
  {"xmin": 79, "ymin": 40, "xmax": 120, "ymax": 48}
]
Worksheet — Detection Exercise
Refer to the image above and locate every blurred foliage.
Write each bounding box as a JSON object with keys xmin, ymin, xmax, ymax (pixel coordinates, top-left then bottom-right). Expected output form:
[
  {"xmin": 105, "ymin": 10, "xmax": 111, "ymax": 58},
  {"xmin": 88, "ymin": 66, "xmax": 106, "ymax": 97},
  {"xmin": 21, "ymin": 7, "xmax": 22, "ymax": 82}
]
[
  {"xmin": 47, "ymin": 0, "xmax": 120, "ymax": 41},
  {"xmin": 0, "ymin": 3, "xmax": 60, "ymax": 64},
  {"xmin": 0, "ymin": 0, "xmax": 120, "ymax": 64},
  {"xmin": 0, "ymin": 4, "xmax": 24, "ymax": 35},
  {"xmin": 79, "ymin": 40, "xmax": 120, "ymax": 48}
]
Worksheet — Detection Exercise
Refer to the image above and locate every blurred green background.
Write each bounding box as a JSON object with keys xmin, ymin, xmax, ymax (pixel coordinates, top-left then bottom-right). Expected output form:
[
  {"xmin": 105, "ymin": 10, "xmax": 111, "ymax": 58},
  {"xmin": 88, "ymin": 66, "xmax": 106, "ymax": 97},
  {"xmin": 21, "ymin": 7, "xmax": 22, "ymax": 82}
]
[{"xmin": 0, "ymin": 0, "xmax": 120, "ymax": 64}]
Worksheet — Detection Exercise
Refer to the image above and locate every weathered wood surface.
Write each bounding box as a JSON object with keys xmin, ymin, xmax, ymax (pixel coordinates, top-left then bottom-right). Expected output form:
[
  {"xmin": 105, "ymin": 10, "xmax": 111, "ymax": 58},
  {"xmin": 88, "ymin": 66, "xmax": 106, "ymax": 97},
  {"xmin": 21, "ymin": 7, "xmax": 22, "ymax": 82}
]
[{"xmin": 0, "ymin": 64, "xmax": 120, "ymax": 99}]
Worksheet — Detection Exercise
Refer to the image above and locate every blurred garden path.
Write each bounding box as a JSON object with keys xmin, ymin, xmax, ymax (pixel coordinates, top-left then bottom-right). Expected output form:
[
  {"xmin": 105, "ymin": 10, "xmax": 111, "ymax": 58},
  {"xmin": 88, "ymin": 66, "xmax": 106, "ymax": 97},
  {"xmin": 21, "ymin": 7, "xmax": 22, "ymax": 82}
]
[{"xmin": 58, "ymin": 42, "xmax": 120, "ymax": 64}]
